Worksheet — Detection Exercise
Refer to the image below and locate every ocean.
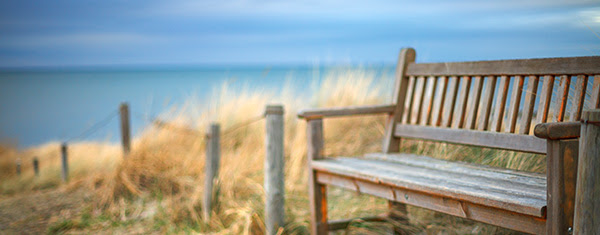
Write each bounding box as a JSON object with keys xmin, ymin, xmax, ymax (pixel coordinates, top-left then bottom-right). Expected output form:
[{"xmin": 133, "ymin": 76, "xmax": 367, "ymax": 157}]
[{"xmin": 0, "ymin": 65, "xmax": 394, "ymax": 148}]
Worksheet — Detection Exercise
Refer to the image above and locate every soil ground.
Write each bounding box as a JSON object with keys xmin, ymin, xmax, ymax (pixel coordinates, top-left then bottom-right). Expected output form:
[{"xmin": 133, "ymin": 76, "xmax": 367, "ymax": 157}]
[{"xmin": 0, "ymin": 188, "xmax": 88, "ymax": 235}]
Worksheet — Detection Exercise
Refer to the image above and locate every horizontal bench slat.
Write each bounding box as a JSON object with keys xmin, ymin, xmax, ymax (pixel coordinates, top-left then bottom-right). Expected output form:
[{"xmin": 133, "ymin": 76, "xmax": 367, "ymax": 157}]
[
  {"xmin": 317, "ymin": 171, "xmax": 546, "ymax": 234},
  {"xmin": 364, "ymin": 153, "xmax": 546, "ymax": 187},
  {"xmin": 394, "ymin": 124, "xmax": 547, "ymax": 154},
  {"xmin": 406, "ymin": 56, "xmax": 600, "ymax": 76},
  {"xmin": 313, "ymin": 156, "xmax": 547, "ymax": 217},
  {"xmin": 298, "ymin": 104, "xmax": 395, "ymax": 119},
  {"xmin": 350, "ymin": 157, "xmax": 546, "ymax": 198}
]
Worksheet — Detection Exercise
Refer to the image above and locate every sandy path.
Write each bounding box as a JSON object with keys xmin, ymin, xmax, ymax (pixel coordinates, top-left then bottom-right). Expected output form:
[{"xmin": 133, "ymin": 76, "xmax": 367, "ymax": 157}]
[{"xmin": 0, "ymin": 188, "xmax": 87, "ymax": 234}]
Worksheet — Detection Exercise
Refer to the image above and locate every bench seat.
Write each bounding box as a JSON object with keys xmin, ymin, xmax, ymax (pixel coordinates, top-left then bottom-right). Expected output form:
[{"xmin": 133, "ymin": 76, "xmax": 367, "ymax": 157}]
[{"xmin": 312, "ymin": 153, "xmax": 547, "ymax": 230}]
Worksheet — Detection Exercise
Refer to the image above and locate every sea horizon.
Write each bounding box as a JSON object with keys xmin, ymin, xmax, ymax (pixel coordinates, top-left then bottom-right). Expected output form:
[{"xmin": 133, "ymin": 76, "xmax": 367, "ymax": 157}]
[{"xmin": 0, "ymin": 64, "xmax": 395, "ymax": 148}]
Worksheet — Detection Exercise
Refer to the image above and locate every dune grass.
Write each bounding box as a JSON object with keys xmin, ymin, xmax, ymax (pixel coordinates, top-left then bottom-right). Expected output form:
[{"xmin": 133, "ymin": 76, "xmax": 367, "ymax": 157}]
[{"xmin": 0, "ymin": 68, "xmax": 555, "ymax": 234}]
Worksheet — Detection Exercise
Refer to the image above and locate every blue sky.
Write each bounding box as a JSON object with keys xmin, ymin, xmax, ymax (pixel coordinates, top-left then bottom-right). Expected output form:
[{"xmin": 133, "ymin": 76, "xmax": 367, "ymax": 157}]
[{"xmin": 0, "ymin": 0, "xmax": 599, "ymax": 67}]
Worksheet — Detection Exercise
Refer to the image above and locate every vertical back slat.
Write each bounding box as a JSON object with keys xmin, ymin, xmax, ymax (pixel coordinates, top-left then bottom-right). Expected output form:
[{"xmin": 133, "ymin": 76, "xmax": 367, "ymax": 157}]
[
  {"xmin": 464, "ymin": 76, "xmax": 484, "ymax": 129},
  {"xmin": 477, "ymin": 76, "xmax": 497, "ymax": 131},
  {"xmin": 534, "ymin": 75, "xmax": 555, "ymax": 125},
  {"xmin": 451, "ymin": 76, "xmax": 471, "ymax": 128},
  {"xmin": 590, "ymin": 75, "xmax": 600, "ymax": 109},
  {"xmin": 410, "ymin": 76, "xmax": 426, "ymax": 124},
  {"xmin": 441, "ymin": 76, "xmax": 459, "ymax": 127},
  {"xmin": 505, "ymin": 76, "xmax": 524, "ymax": 133},
  {"xmin": 553, "ymin": 75, "xmax": 571, "ymax": 122},
  {"xmin": 401, "ymin": 76, "xmax": 416, "ymax": 124},
  {"xmin": 431, "ymin": 76, "xmax": 448, "ymax": 126},
  {"xmin": 518, "ymin": 76, "xmax": 539, "ymax": 134},
  {"xmin": 568, "ymin": 75, "xmax": 587, "ymax": 121},
  {"xmin": 491, "ymin": 76, "xmax": 510, "ymax": 132},
  {"xmin": 419, "ymin": 76, "xmax": 437, "ymax": 125}
]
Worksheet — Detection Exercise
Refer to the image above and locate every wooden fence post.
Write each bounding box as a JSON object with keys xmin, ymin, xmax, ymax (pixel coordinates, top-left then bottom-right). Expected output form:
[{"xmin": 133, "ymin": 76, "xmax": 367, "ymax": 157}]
[
  {"xmin": 203, "ymin": 123, "xmax": 220, "ymax": 222},
  {"xmin": 264, "ymin": 105, "xmax": 285, "ymax": 235},
  {"xmin": 573, "ymin": 109, "xmax": 600, "ymax": 234},
  {"xmin": 119, "ymin": 102, "xmax": 131, "ymax": 157},
  {"xmin": 61, "ymin": 143, "xmax": 69, "ymax": 182},
  {"xmin": 16, "ymin": 159, "xmax": 21, "ymax": 176},
  {"xmin": 33, "ymin": 157, "xmax": 39, "ymax": 176}
]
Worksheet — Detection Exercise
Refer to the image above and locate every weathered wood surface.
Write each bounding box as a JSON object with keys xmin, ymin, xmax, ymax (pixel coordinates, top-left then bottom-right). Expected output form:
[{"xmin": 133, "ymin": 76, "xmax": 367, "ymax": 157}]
[
  {"xmin": 315, "ymin": 170, "xmax": 546, "ymax": 234},
  {"xmin": 119, "ymin": 102, "xmax": 131, "ymax": 156},
  {"xmin": 430, "ymin": 76, "xmax": 448, "ymax": 126},
  {"xmin": 590, "ymin": 75, "xmax": 600, "ymax": 109},
  {"xmin": 553, "ymin": 76, "xmax": 570, "ymax": 122},
  {"xmin": 545, "ymin": 139, "xmax": 578, "ymax": 235},
  {"xmin": 298, "ymin": 104, "xmax": 395, "ymax": 119},
  {"xmin": 419, "ymin": 76, "xmax": 437, "ymax": 125},
  {"xmin": 300, "ymin": 50, "xmax": 599, "ymax": 234},
  {"xmin": 465, "ymin": 76, "xmax": 483, "ymax": 129},
  {"xmin": 533, "ymin": 122, "xmax": 580, "ymax": 140},
  {"xmin": 400, "ymin": 76, "xmax": 416, "ymax": 124},
  {"xmin": 406, "ymin": 56, "xmax": 600, "ymax": 76},
  {"xmin": 441, "ymin": 76, "xmax": 459, "ymax": 127},
  {"xmin": 534, "ymin": 75, "xmax": 554, "ymax": 125},
  {"xmin": 363, "ymin": 153, "xmax": 545, "ymax": 181},
  {"xmin": 307, "ymin": 119, "xmax": 328, "ymax": 234},
  {"xmin": 203, "ymin": 123, "xmax": 220, "ymax": 222},
  {"xmin": 506, "ymin": 76, "xmax": 524, "ymax": 133},
  {"xmin": 490, "ymin": 76, "xmax": 510, "ymax": 132},
  {"xmin": 312, "ymin": 155, "xmax": 546, "ymax": 217},
  {"xmin": 383, "ymin": 48, "xmax": 416, "ymax": 153},
  {"xmin": 452, "ymin": 76, "xmax": 471, "ymax": 128},
  {"xmin": 573, "ymin": 109, "xmax": 600, "ymax": 234},
  {"xmin": 395, "ymin": 124, "xmax": 546, "ymax": 154},
  {"xmin": 477, "ymin": 76, "xmax": 497, "ymax": 131},
  {"xmin": 519, "ymin": 76, "xmax": 539, "ymax": 135},
  {"xmin": 264, "ymin": 105, "xmax": 285, "ymax": 235},
  {"xmin": 568, "ymin": 75, "xmax": 587, "ymax": 121},
  {"xmin": 61, "ymin": 143, "xmax": 68, "ymax": 182},
  {"xmin": 411, "ymin": 76, "xmax": 426, "ymax": 125}
]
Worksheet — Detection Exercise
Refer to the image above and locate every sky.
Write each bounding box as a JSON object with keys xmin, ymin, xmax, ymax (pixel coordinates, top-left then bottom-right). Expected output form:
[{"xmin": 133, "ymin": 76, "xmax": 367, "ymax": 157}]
[{"xmin": 0, "ymin": 0, "xmax": 599, "ymax": 67}]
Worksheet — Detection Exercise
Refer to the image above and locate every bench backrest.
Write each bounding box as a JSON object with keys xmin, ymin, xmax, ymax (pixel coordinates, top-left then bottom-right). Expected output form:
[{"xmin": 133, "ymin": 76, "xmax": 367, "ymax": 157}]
[{"xmin": 387, "ymin": 48, "xmax": 600, "ymax": 154}]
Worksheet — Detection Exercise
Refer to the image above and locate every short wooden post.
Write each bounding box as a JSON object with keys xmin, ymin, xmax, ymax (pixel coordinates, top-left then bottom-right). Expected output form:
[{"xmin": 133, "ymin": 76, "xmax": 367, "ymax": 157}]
[
  {"xmin": 573, "ymin": 109, "xmax": 600, "ymax": 234},
  {"xmin": 33, "ymin": 157, "xmax": 39, "ymax": 176},
  {"xmin": 119, "ymin": 102, "xmax": 131, "ymax": 156},
  {"xmin": 264, "ymin": 105, "xmax": 285, "ymax": 235},
  {"xmin": 16, "ymin": 159, "xmax": 21, "ymax": 176},
  {"xmin": 61, "ymin": 143, "xmax": 69, "ymax": 182},
  {"xmin": 546, "ymin": 139, "xmax": 578, "ymax": 235},
  {"xmin": 307, "ymin": 118, "xmax": 328, "ymax": 234},
  {"xmin": 203, "ymin": 123, "xmax": 220, "ymax": 222}
]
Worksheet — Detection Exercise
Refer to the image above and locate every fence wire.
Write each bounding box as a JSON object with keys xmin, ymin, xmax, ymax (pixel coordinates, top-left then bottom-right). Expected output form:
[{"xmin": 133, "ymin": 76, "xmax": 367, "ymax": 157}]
[
  {"xmin": 64, "ymin": 109, "xmax": 119, "ymax": 143},
  {"xmin": 133, "ymin": 110, "xmax": 265, "ymax": 139}
]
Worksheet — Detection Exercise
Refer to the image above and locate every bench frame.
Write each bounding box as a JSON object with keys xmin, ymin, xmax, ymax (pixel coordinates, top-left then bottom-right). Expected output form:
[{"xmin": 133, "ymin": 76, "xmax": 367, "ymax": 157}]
[{"xmin": 299, "ymin": 48, "xmax": 600, "ymax": 234}]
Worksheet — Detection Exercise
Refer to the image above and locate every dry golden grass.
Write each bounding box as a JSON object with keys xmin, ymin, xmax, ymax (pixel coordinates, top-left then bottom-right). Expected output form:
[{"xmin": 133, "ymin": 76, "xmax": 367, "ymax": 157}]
[{"xmin": 0, "ymin": 68, "xmax": 546, "ymax": 234}]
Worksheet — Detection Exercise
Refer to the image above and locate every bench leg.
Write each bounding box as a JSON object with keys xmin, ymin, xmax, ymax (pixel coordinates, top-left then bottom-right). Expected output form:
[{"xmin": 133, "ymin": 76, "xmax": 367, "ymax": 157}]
[
  {"xmin": 307, "ymin": 119, "xmax": 328, "ymax": 234},
  {"xmin": 309, "ymin": 171, "xmax": 328, "ymax": 234},
  {"xmin": 389, "ymin": 201, "xmax": 409, "ymax": 235},
  {"xmin": 546, "ymin": 139, "xmax": 578, "ymax": 235}
]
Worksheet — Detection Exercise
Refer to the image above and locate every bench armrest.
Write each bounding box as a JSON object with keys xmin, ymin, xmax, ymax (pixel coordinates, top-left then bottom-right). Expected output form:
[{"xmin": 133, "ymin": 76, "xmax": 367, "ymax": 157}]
[
  {"xmin": 534, "ymin": 122, "xmax": 580, "ymax": 140},
  {"xmin": 297, "ymin": 104, "xmax": 396, "ymax": 119}
]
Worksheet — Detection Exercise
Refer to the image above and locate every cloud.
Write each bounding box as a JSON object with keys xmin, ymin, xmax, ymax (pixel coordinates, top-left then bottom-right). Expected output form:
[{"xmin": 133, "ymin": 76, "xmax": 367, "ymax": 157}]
[{"xmin": 142, "ymin": 0, "xmax": 597, "ymax": 19}]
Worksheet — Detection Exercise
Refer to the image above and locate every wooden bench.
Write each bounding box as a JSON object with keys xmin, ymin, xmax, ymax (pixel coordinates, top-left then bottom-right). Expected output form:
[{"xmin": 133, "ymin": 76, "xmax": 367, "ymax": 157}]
[{"xmin": 298, "ymin": 48, "xmax": 600, "ymax": 234}]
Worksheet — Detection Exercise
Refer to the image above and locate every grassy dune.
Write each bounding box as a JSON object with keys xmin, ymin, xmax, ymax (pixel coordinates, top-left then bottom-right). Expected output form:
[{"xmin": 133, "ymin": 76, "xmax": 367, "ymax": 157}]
[{"xmin": 0, "ymin": 68, "xmax": 549, "ymax": 234}]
